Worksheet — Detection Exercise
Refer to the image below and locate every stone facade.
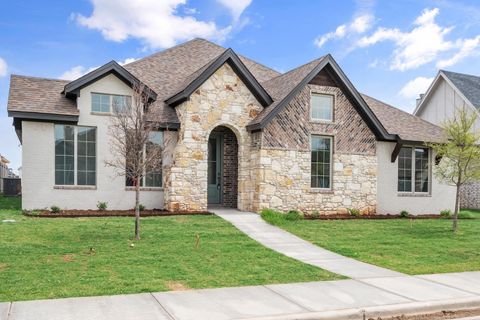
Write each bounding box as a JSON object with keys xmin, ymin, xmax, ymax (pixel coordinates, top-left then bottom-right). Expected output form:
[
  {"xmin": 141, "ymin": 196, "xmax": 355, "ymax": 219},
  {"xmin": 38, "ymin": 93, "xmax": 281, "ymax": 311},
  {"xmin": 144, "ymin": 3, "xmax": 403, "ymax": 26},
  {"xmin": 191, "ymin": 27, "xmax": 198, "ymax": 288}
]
[
  {"xmin": 460, "ymin": 182, "xmax": 480, "ymax": 209},
  {"xmin": 165, "ymin": 63, "xmax": 262, "ymax": 212},
  {"xmin": 164, "ymin": 63, "xmax": 378, "ymax": 214},
  {"xmin": 252, "ymin": 150, "xmax": 377, "ymax": 213}
]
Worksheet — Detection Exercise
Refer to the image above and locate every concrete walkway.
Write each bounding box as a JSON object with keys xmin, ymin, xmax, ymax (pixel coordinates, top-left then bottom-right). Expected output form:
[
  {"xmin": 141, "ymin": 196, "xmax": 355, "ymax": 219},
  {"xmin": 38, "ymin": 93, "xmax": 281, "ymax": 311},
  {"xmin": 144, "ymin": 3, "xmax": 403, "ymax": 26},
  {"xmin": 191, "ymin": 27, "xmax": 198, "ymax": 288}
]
[
  {"xmin": 3, "ymin": 272, "xmax": 480, "ymax": 320},
  {"xmin": 211, "ymin": 208, "xmax": 402, "ymax": 279}
]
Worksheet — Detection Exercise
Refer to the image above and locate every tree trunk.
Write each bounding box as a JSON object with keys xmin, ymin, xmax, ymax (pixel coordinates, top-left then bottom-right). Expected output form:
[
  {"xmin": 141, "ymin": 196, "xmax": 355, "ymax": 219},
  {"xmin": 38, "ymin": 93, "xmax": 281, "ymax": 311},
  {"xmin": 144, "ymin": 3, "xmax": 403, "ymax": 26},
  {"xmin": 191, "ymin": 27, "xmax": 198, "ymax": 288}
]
[
  {"xmin": 453, "ymin": 184, "xmax": 460, "ymax": 233},
  {"xmin": 135, "ymin": 178, "xmax": 141, "ymax": 240}
]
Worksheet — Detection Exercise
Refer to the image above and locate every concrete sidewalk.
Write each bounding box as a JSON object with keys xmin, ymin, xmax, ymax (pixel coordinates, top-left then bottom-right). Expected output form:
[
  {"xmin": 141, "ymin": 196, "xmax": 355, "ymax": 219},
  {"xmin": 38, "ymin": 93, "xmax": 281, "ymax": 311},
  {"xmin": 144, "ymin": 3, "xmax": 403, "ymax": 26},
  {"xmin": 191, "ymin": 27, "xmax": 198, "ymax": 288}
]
[
  {"xmin": 3, "ymin": 272, "xmax": 480, "ymax": 320},
  {"xmin": 212, "ymin": 208, "xmax": 402, "ymax": 279}
]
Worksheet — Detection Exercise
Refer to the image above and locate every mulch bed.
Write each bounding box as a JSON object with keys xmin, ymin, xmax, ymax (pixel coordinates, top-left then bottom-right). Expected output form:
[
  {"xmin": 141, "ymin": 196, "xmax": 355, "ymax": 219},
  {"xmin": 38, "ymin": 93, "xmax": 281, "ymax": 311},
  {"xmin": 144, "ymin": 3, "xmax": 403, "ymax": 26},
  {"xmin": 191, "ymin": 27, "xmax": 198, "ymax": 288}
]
[
  {"xmin": 23, "ymin": 209, "xmax": 212, "ymax": 218},
  {"xmin": 303, "ymin": 214, "xmax": 443, "ymax": 220}
]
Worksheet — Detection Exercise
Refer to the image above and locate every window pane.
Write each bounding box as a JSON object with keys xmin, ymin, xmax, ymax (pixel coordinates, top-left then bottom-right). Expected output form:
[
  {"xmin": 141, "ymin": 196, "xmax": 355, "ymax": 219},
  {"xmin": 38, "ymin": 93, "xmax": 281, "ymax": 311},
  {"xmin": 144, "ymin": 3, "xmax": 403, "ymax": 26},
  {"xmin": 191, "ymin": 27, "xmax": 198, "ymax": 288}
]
[
  {"xmin": 415, "ymin": 148, "xmax": 429, "ymax": 192},
  {"xmin": 92, "ymin": 93, "xmax": 110, "ymax": 112},
  {"xmin": 311, "ymin": 136, "xmax": 331, "ymax": 188},
  {"xmin": 54, "ymin": 125, "xmax": 75, "ymax": 185},
  {"xmin": 397, "ymin": 147, "xmax": 412, "ymax": 192},
  {"xmin": 112, "ymin": 95, "xmax": 131, "ymax": 113},
  {"xmin": 311, "ymin": 94, "xmax": 333, "ymax": 121},
  {"xmin": 144, "ymin": 131, "xmax": 163, "ymax": 187},
  {"xmin": 77, "ymin": 127, "xmax": 96, "ymax": 186}
]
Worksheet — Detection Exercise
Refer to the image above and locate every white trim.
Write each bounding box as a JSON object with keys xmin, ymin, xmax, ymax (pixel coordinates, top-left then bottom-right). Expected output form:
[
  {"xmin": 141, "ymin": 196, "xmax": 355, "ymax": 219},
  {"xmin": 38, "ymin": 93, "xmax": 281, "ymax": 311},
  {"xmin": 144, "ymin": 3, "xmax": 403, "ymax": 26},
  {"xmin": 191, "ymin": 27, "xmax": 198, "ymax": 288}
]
[
  {"xmin": 310, "ymin": 92, "xmax": 335, "ymax": 123},
  {"xmin": 397, "ymin": 146, "xmax": 431, "ymax": 196}
]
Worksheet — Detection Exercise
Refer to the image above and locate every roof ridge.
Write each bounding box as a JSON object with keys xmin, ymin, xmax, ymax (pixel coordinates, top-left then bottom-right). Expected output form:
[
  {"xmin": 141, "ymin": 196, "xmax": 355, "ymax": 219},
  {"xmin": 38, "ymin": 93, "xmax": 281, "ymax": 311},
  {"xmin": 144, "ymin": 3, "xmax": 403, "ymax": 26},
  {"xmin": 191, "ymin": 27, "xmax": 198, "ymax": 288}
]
[
  {"xmin": 262, "ymin": 56, "xmax": 326, "ymax": 84},
  {"xmin": 441, "ymin": 69, "xmax": 480, "ymax": 78},
  {"xmin": 361, "ymin": 93, "xmax": 443, "ymax": 130},
  {"xmin": 124, "ymin": 38, "xmax": 221, "ymax": 68},
  {"xmin": 10, "ymin": 74, "xmax": 70, "ymax": 83}
]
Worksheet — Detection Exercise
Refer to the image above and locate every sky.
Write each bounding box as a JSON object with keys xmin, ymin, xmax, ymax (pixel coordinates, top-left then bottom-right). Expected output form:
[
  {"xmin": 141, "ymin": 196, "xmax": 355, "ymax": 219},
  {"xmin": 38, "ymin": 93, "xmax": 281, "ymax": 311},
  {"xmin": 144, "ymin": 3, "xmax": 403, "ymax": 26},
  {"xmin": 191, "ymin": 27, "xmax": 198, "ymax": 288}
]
[{"xmin": 2, "ymin": 0, "xmax": 480, "ymax": 172}]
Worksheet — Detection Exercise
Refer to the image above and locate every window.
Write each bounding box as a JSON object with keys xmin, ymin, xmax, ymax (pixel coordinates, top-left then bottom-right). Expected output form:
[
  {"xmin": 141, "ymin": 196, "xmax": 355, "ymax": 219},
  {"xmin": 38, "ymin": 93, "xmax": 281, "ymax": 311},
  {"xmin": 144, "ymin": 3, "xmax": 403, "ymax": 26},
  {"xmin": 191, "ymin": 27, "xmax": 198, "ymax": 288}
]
[
  {"xmin": 125, "ymin": 131, "xmax": 163, "ymax": 188},
  {"xmin": 55, "ymin": 125, "xmax": 75, "ymax": 185},
  {"xmin": 91, "ymin": 93, "xmax": 131, "ymax": 113},
  {"xmin": 55, "ymin": 125, "xmax": 96, "ymax": 186},
  {"xmin": 77, "ymin": 127, "xmax": 96, "ymax": 185},
  {"xmin": 311, "ymin": 93, "xmax": 333, "ymax": 121},
  {"xmin": 397, "ymin": 147, "xmax": 430, "ymax": 193},
  {"xmin": 311, "ymin": 136, "xmax": 332, "ymax": 188}
]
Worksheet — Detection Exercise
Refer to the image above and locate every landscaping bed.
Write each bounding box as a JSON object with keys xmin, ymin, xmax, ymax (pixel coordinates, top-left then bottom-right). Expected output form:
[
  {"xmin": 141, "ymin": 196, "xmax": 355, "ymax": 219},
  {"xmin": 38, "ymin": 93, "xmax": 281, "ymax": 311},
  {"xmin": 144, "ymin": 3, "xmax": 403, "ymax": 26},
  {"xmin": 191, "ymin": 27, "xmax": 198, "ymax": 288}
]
[
  {"xmin": 303, "ymin": 213, "xmax": 442, "ymax": 220},
  {"xmin": 23, "ymin": 209, "xmax": 212, "ymax": 218}
]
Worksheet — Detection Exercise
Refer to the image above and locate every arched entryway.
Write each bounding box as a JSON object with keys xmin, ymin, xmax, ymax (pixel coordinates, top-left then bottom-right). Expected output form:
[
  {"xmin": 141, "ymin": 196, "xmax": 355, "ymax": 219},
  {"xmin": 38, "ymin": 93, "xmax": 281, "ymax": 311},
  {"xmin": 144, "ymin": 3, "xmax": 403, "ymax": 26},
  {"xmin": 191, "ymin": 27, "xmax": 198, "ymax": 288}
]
[{"xmin": 207, "ymin": 126, "xmax": 239, "ymax": 208}]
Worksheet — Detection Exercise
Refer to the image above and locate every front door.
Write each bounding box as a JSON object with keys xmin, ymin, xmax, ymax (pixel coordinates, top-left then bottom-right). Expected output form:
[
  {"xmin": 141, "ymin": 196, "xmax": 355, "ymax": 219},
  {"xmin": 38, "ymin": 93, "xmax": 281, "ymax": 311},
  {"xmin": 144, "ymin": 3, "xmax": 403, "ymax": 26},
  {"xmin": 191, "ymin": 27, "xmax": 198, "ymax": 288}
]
[{"xmin": 207, "ymin": 133, "xmax": 223, "ymax": 204}]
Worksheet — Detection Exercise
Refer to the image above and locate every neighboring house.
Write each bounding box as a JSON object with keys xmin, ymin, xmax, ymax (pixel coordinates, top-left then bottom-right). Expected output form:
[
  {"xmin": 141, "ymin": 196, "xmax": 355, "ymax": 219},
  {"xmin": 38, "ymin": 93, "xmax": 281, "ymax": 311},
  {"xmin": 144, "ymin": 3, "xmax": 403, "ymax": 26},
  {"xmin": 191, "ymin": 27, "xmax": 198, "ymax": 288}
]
[
  {"xmin": 414, "ymin": 70, "xmax": 480, "ymax": 209},
  {"xmin": 7, "ymin": 38, "xmax": 456, "ymax": 214},
  {"xmin": 0, "ymin": 154, "xmax": 18, "ymax": 193}
]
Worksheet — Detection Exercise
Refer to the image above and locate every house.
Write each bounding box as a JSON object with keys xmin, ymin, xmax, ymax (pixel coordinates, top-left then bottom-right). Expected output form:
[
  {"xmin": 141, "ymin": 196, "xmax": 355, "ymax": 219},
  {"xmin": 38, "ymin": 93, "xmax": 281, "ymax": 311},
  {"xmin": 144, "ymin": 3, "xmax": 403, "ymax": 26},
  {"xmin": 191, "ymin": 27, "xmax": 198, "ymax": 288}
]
[
  {"xmin": 414, "ymin": 70, "xmax": 480, "ymax": 209},
  {"xmin": 0, "ymin": 154, "xmax": 10, "ymax": 193},
  {"xmin": 7, "ymin": 38, "xmax": 456, "ymax": 214}
]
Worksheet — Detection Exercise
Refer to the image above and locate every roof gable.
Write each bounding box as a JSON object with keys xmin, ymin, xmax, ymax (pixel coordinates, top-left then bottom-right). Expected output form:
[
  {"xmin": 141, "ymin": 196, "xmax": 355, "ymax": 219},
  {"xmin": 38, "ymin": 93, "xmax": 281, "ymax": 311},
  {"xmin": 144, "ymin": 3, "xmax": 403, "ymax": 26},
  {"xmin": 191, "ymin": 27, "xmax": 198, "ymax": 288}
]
[
  {"xmin": 247, "ymin": 55, "xmax": 395, "ymax": 141},
  {"xmin": 63, "ymin": 61, "xmax": 157, "ymax": 101},
  {"xmin": 442, "ymin": 70, "xmax": 480, "ymax": 110},
  {"xmin": 165, "ymin": 48, "xmax": 273, "ymax": 107}
]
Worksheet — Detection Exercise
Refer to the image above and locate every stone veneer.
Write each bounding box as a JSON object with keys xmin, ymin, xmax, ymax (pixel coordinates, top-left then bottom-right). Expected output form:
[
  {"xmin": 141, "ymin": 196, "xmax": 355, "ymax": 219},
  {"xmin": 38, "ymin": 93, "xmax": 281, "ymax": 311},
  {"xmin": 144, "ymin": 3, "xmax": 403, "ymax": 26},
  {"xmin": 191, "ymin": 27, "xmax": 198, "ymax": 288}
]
[
  {"xmin": 164, "ymin": 63, "xmax": 262, "ymax": 212},
  {"xmin": 164, "ymin": 63, "xmax": 378, "ymax": 214},
  {"xmin": 460, "ymin": 181, "xmax": 480, "ymax": 209}
]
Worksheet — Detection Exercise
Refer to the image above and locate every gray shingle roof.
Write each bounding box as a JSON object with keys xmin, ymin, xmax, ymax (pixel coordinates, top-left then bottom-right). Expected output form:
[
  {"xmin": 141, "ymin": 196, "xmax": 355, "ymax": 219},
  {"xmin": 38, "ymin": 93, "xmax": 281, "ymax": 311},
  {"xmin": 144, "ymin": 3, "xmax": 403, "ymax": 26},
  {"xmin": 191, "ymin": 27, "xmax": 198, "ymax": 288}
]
[
  {"xmin": 442, "ymin": 70, "xmax": 480, "ymax": 109},
  {"xmin": 362, "ymin": 94, "xmax": 445, "ymax": 143},
  {"xmin": 8, "ymin": 75, "xmax": 78, "ymax": 116},
  {"xmin": 123, "ymin": 38, "xmax": 280, "ymax": 125}
]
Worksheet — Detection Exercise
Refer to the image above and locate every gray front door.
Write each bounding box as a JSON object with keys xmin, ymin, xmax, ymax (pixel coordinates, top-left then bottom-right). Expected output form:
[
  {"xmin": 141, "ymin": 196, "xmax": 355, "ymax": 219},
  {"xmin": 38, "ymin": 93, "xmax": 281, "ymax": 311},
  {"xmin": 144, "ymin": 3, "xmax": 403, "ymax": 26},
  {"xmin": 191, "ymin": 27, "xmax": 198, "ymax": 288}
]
[{"xmin": 208, "ymin": 133, "xmax": 223, "ymax": 204}]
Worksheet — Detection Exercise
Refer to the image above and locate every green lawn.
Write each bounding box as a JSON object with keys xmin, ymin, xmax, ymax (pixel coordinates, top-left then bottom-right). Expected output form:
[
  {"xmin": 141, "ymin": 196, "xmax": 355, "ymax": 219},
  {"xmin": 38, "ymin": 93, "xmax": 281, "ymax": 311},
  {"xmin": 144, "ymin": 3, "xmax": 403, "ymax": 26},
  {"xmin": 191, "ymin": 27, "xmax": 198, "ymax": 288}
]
[
  {"xmin": 262, "ymin": 210, "xmax": 480, "ymax": 275},
  {"xmin": 0, "ymin": 195, "xmax": 338, "ymax": 302}
]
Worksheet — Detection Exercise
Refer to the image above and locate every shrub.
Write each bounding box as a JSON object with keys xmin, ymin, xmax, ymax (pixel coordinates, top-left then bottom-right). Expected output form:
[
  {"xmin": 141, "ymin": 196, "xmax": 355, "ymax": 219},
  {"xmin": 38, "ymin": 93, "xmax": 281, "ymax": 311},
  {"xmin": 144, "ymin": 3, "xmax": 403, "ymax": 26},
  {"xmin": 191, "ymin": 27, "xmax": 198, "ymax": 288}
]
[
  {"xmin": 400, "ymin": 210, "xmax": 410, "ymax": 218},
  {"xmin": 97, "ymin": 201, "xmax": 108, "ymax": 211},
  {"xmin": 347, "ymin": 208, "xmax": 360, "ymax": 217},
  {"xmin": 458, "ymin": 211, "xmax": 475, "ymax": 219},
  {"xmin": 310, "ymin": 210, "xmax": 320, "ymax": 219},
  {"xmin": 285, "ymin": 210, "xmax": 303, "ymax": 221},
  {"xmin": 440, "ymin": 209, "xmax": 452, "ymax": 218},
  {"xmin": 260, "ymin": 209, "xmax": 285, "ymax": 225},
  {"xmin": 50, "ymin": 205, "xmax": 61, "ymax": 213},
  {"xmin": 138, "ymin": 204, "xmax": 146, "ymax": 211}
]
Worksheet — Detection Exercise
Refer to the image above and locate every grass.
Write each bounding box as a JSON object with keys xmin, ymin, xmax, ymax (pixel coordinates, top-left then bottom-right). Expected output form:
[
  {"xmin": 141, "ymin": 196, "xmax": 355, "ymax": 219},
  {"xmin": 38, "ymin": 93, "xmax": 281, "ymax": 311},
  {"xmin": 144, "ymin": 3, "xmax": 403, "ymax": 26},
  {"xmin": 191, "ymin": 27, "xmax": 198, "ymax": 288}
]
[
  {"xmin": 262, "ymin": 208, "xmax": 480, "ymax": 275},
  {"xmin": 0, "ymin": 195, "xmax": 338, "ymax": 302}
]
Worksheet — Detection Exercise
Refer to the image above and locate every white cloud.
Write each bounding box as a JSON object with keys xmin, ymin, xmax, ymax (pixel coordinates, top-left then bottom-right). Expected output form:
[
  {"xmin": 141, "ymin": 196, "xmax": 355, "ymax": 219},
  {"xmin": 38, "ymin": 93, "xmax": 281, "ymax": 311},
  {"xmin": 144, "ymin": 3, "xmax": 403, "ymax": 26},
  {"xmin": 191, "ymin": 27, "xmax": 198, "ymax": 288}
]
[
  {"xmin": 216, "ymin": 0, "xmax": 251, "ymax": 21},
  {"xmin": 357, "ymin": 8, "xmax": 480, "ymax": 71},
  {"xmin": 0, "ymin": 57, "xmax": 7, "ymax": 77},
  {"xmin": 399, "ymin": 76, "xmax": 434, "ymax": 99},
  {"xmin": 75, "ymin": 0, "xmax": 232, "ymax": 49},
  {"xmin": 59, "ymin": 57, "xmax": 138, "ymax": 80},
  {"xmin": 358, "ymin": 8, "xmax": 454, "ymax": 71},
  {"xmin": 437, "ymin": 35, "xmax": 480, "ymax": 68},
  {"xmin": 314, "ymin": 14, "xmax": 374, "ymax": 48}
]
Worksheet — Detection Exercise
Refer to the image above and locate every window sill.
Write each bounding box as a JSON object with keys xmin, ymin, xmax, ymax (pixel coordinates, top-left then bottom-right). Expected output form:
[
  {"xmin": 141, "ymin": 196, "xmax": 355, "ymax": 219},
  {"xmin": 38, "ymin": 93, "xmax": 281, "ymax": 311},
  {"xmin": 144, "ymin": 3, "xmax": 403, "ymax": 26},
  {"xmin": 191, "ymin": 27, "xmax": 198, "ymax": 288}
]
[
  {"xmin": 125, "ymin": 187, "xmax": 164, "ymax": 192},
  {"xmin": 90, "ymin": 112, "xmax": 112, "ymax": 116},
  {"xmin": 310, "ymin": 119, "xmax": 335, "ymax": 124},
  {"xmin": 310, "ymin": 188, "xmax": 334, "ymax": 194},
  {"xmin": 54, "ymin": 185, "xmax": 97, "ymax": 190},
  {"xmin": 397, "ymin": 192, "xmax": 431, "ymax": 197}
]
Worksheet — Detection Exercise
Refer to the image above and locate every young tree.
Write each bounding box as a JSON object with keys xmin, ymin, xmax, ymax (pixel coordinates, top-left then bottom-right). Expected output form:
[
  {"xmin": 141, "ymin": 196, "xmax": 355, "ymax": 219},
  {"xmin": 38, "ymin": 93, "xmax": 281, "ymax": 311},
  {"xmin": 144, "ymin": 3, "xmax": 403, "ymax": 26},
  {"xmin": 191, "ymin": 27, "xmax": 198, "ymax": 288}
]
[
  {"xmin": 105, "ymin": 83, "xmax": 165, "ymax": 240},
  {"xmin": 427, "ymin": 108, "xmax": 480, "ymax": 232}
]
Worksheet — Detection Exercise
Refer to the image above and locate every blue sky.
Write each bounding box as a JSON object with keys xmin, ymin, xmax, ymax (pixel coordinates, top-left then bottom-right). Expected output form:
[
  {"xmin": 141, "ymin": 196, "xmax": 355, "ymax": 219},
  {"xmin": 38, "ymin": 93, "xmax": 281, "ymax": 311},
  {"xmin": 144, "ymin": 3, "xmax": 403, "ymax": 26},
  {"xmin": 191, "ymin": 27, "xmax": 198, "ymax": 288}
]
[{"xmin": 2, "ymin": 0, "xmax": 480, "ymax": 171}]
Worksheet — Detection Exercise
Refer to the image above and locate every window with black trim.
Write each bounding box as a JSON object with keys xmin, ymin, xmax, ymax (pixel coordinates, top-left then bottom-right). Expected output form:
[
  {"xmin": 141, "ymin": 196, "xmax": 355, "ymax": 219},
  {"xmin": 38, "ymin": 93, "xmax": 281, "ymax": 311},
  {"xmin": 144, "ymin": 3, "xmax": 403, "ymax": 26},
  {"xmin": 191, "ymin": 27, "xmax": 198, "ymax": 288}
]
[
  {"xmin": 55, "ymin": 125, "xmax": 96, "ymax": 186},
  {"xmin": 310, "ymin": 93, "xmax": 333, "ymax": 121},
  {"xmin": 125, "ymin": 131, "xmax": 163, "ymax": 188},
  {"xmin": 397, "ymin": 147, "xmax": 430, "ymax": 193},
  {"xmin": 91, "ymin": 93, "xmax": 131, "ymax": 113},
  {"xmin": 311, "ymin": 135, "xmax": 332, "ymax": 189}
]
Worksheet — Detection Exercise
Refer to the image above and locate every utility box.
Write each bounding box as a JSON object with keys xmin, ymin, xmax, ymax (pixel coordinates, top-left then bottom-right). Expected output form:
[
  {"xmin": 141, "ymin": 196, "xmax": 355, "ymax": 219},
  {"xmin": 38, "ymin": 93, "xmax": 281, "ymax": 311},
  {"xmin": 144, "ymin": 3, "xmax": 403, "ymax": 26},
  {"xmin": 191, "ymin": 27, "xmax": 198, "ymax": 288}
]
[{"xmin": 3, "ymin": 178, "xmax": 21, "ymax": 196}]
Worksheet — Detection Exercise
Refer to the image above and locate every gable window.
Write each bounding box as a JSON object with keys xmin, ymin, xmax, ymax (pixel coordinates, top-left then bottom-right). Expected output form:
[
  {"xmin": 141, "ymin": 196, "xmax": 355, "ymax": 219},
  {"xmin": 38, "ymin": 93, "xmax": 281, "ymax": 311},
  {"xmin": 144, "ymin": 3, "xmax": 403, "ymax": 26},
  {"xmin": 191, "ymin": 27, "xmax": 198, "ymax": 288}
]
[
  {"xmin": 125, "ymin": 131, "xmax": 163, "ymax": 188},
  {"xmin": 311, "ymin": 135, "xmax": 332, "ymax": 189},
  {"xmin": 311, "ymin": 93, "xmax": 333, "ymax": 122},
  {"xmin": 91, "ymin": 93, "xmax": 131, "ymax": 113},
  {"xmin": 397, "ymin": 147, "xmax": 430, "ymax": 193},
  {"xmin": 55, "ymin": 125, "xmax": 96, "ymax": 186}
]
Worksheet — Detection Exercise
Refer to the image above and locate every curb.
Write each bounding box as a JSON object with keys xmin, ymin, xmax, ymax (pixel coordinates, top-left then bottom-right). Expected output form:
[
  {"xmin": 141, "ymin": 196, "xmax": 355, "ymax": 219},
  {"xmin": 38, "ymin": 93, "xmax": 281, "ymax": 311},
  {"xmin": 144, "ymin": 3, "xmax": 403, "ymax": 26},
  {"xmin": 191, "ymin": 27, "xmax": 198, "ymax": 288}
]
[{"xmin": 247, "ymin": 296, "xmax": 480, "ymax": 320}]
